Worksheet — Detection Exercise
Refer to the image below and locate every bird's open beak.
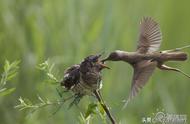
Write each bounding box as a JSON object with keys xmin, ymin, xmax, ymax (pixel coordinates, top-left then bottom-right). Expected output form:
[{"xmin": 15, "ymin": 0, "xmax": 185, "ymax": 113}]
[{"xmin": 97, "ymin": 61, "xmax": 110, "ymax": 69}]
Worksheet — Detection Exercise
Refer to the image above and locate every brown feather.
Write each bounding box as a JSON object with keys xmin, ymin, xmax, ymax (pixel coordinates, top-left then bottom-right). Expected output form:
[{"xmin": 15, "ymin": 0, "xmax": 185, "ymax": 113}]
[
  {"xmin": 129, "ymin": 60, "xmax": 157, "ymax": 100},
  {"xmin": 137, "ymin": 17, "xmax": 162, "ymax": 54}
]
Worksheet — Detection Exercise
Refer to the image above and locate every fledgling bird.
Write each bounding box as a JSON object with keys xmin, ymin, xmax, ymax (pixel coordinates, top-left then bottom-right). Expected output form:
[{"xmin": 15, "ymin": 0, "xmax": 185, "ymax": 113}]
[
  {"xmin": 61, "ymin": 54, "xmax": 109, "ymax": 104},
  {"xmin": 61, "ymin": 55, "xmax": 116, "ymax": 123},
  {"xmin": 102, "ymin": 17, "xmax": 190, "ymax": 107}
]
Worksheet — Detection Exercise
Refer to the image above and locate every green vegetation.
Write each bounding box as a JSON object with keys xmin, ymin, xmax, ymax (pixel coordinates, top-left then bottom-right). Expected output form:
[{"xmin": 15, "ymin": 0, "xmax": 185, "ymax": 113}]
[
  {"xmin": 0, "ymin": 0, "xmax": 190, "ymax": 123},
  {"xmin": 0, "ymin": 60, "xmax": 19, "ymax": 96}
]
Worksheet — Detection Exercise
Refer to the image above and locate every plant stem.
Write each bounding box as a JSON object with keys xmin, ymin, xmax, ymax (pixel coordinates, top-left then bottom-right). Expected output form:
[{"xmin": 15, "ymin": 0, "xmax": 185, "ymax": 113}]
[{"xmin": 93, "ymin": 90, "xmax": 116, "ymax": 124}]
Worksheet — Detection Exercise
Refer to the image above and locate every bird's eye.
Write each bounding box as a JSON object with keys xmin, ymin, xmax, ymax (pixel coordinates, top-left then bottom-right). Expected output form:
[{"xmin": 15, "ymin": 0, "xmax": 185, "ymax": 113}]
[{"xmin": 91, "ymin": 57, "xmax": 98, "ymax": 62}]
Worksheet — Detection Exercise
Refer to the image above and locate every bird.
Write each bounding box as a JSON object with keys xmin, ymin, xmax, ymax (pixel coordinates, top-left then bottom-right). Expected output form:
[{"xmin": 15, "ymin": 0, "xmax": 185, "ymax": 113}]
[
  {"xmin": 101, "ymin": 17, "xmax": 190, "ymax": 108},
  {"xmin": 61, "ymin": 54, "xmax": 116, "ymax": 123},
  {"xmin": 61, "ymin": 54, "xmax": 110, "ymax": 105}
]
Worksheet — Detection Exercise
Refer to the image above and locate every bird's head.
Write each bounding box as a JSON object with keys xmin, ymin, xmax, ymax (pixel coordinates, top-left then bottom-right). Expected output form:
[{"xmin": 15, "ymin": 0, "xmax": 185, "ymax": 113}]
[
  {"xmin": 101, "ymin": 50, "xmax": 124, "ymax": 62},
  {"xmin": 80, "ymin": 54, "xmax": 110, "ymax": 73}
]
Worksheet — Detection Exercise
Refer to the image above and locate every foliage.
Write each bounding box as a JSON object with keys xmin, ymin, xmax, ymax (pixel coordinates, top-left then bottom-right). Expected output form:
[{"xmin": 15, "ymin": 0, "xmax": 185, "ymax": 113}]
[
  {"xmin": 15, "ymin": 60, "xmax": 62, "ymax": 112},
  {"xmin": 0, "ymin": 60, "xmax": 19, "ymax": 96},
  {"xmin": 1, "ymin": 0, "xmax": 190, "ymax": 123},
  {"xmin": 15, "ymin": 60, "xmax": 108, "ymax": 123},
  {"xmin": 79, "ymin": 103, "xmax": 107, "ymax": 124},
  {"xmin": 37, "ymin": 60, "xmax": 60, "ymax": 84},
  {"xmin": 14, "ymin": 95, "xmax": 71, "ymax": 113},
  {"xmin": 84, "ymin": 102, "xmax": 107, "ymax": 122},
  {"xmin": 84, "ymin": 103, "xmax": 98, "ymax": 119}
]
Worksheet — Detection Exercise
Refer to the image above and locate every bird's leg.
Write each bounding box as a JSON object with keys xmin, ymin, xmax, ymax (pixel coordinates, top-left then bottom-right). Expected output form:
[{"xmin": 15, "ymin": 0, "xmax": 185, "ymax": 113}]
[
  {"xmin": 93, "ymin": 90, "xmax": 116, "ymax": 124},
  {"xmin": 158, "ymin": 64, "xmax": 190, "ymax": 78},
  {"xmin": 162, "ymin": 45, "xmax": 190, "ymax": 53}
]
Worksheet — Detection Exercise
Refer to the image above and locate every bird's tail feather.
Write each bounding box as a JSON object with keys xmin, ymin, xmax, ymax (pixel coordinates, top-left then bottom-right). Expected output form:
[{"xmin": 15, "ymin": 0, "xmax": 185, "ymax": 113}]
[{"xmin": 160, "ymin": 52, "xmax": 188, "ymax": 61}]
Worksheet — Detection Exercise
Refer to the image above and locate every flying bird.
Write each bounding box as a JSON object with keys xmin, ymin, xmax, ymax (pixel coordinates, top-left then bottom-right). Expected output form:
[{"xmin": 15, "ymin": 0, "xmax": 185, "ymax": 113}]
[{"xmin": 102, "ymin": 17, "xmax": 190, "ymax": 108}]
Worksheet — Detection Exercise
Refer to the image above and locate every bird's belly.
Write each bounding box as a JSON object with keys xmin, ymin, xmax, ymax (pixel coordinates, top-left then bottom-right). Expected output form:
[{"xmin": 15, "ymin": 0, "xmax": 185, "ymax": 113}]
[{"xmin": 71, "ymin": 79, "xmax": 102, "ymax": 95}]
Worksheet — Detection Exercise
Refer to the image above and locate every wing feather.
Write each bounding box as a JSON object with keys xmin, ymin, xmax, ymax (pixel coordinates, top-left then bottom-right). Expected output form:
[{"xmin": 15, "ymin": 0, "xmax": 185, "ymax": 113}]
[
  {"xmin": 126, "ymin": 61, "xmax": 157, "ymax": 103},
  {"xmin": 137, "ymin": 17, "xmax": 162, "ymax": 54},
  {"xmin": 132, "ymin": 61, "xmax": 156, "ymax": 96},
  {"xmin": 61, "ymin": 64, "xmax": 80, "ymax": 90}
]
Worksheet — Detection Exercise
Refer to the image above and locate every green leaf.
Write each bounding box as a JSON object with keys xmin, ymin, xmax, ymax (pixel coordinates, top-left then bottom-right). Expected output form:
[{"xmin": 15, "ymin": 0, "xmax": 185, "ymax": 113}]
[
  {"xmin": 10, "ymin": 60, "xmax": 20, "ymax": 68},
  {"xmin": 47, "ymin": 73, "xmax": 58, "ymax": 82},
  {"xmin": 79, "ymin": 113, "xmax": 87, "ymax": 123},
  {"xmin": 4, "ymin": 60, "xmax": 10, "ymax": 71},
  {"xmin": 0, "ymin": 60, "xmax": 19, "ymax": 97},
  {"xmin": 37, "ymin": 60, "xmax": 49, "ymax": 71},
  {"xmin": 37, "ymin": 60, "xmax": 60, "ymax": 85},
  {"xmin": 37, "ymin": 95, "xmax": 45, "ymax": 103},
  {"xmin": 0, "ymin": 88, "xmax": 7, "ymax": 92},
  {"xmin": 7, "ymin": 72, "xmax": 18, "ymax": 81},
  {"xmin": 85, "ymin": 103, "xmax": 98, "ymax": 119},
  {"xmin": 0, "ymin": 88, "xmax": 16, "ymax": 96},
  {"xmin": 14, "ymin": 97, "xmax": 34, "ymax": 111}
]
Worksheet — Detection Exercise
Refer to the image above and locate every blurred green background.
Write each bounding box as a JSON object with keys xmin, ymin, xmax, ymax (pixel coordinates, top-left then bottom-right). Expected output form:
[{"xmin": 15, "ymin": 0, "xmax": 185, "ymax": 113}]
[{"xmin": 0, "ymin": 0, "xmax": 190, "ymax": 123}]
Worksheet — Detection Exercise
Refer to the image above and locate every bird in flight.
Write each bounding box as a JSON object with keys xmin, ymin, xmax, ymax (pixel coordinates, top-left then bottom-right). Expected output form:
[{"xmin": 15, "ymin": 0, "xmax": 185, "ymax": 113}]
[{"xmin": 102, "ymin": 17, "xmax": 190, "ymax": 108}]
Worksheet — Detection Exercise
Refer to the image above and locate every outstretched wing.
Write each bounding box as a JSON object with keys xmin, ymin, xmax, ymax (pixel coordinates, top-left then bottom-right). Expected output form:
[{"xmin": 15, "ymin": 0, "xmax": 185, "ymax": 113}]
[
  {"xmin": 136, "ymin": 17, "xmax": 162, "ymax": 54},
  {"xmin": 123, "ymin": 61, "xmax": 157, "ymax": 108}
]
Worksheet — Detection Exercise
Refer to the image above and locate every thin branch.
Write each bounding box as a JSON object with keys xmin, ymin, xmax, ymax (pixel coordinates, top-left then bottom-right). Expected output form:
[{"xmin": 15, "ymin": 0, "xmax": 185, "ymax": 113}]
[
  {"xmin": 93, "ymin": 90, "xmax": 116, "ymax": 124},
  {"xmin": 15, "ymin": 95, "xmax": 75, "ymax": 112}
]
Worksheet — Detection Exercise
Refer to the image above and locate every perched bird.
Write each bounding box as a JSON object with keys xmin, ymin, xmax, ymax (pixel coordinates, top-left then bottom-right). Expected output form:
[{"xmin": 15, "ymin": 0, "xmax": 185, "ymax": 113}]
[
  {"xmin": 61, "ymin": 54, "xmax": 116, "ymax": 124},
  {"xmin": 102, "ymin": 17, "xmax": 190, "ymax": 107},
  {"xmin": 61, "ymin": 54, "xmax": 109, "ymax": 103}
]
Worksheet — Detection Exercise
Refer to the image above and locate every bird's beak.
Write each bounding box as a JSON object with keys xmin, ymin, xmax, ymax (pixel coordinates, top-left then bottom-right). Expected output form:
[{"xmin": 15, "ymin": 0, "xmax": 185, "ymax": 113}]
[
  {"xmin": 97, "ymin": 61, "xmax": 110, "ymax": 69},
  {"xmin": 101, "ymin": 57, "xmax": 109, "ymax": 63}
]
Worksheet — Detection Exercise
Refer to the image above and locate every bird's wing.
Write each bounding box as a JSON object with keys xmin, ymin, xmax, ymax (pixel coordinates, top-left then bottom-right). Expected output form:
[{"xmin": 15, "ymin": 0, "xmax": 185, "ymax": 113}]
[
  {"xmin": 136, "ymin": 17, "xmax": 162, "ymax": 54},
  {"xmin": 123, "ymin": 60, "xmax": 157, "ymax": 108},
  {"xmin": 64, "ymin": 64, "xmax": 80, "ymax": 74},
  {"xmin": 61, "ymin": 64, "xmax": 80, "ymax": 89}
]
